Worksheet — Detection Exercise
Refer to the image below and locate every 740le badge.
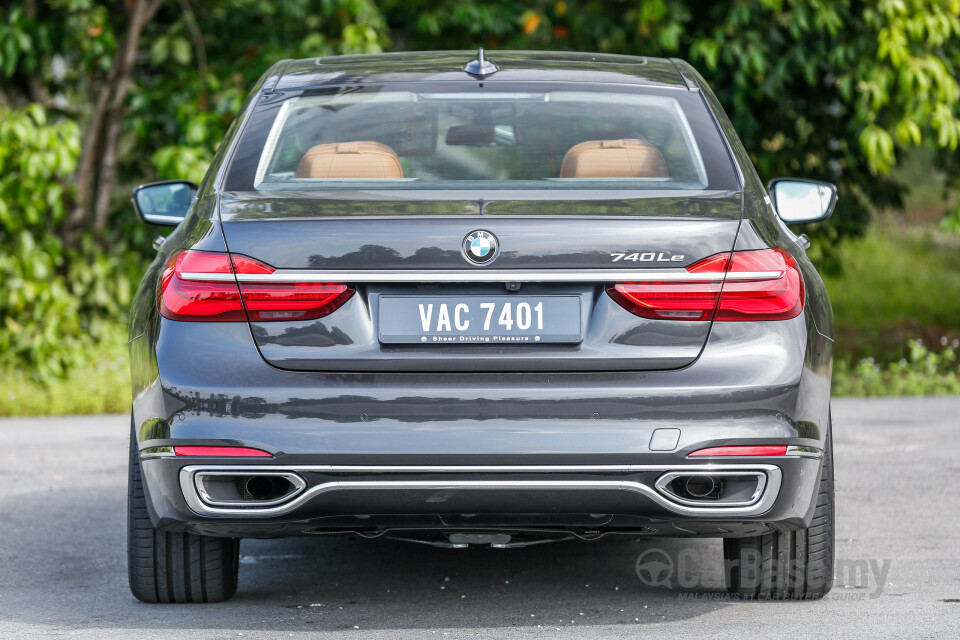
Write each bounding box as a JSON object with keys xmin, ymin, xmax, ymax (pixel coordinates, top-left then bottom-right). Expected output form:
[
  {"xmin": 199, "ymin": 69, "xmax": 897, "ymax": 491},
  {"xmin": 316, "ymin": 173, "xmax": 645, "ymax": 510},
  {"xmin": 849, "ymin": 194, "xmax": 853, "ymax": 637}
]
[{"xmin": 610, "ymin": 251, "xmax": 685, "ymax": 263}]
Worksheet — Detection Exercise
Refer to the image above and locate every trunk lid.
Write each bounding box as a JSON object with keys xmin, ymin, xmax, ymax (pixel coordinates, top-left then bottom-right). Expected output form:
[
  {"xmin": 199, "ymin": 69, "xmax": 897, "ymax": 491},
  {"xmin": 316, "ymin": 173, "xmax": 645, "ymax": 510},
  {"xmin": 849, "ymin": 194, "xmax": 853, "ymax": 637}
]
[{"xmin": 219, "ymin": 193, "xmax": 742, "ymax": 372}]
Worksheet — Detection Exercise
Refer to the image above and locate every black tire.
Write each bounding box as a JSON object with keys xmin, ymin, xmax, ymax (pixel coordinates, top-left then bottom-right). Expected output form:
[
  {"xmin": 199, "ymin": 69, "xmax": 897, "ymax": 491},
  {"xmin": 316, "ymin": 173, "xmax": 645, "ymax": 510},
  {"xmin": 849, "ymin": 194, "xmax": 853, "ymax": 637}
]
[
  {"xmin": 127, "ymin": 426, "xmax": 240, "ymax": 603},
  {"xmin": 723, "ymin": 422, "xmax": 835, "ymax": 600}
]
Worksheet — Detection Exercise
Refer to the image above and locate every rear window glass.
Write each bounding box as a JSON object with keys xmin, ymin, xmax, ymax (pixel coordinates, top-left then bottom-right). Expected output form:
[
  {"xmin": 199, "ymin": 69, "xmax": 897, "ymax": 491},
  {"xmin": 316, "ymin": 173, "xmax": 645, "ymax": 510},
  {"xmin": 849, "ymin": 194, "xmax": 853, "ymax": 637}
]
[{"xmin": 225, "ymin": 83, "xmax": 738, "ymax": 193}]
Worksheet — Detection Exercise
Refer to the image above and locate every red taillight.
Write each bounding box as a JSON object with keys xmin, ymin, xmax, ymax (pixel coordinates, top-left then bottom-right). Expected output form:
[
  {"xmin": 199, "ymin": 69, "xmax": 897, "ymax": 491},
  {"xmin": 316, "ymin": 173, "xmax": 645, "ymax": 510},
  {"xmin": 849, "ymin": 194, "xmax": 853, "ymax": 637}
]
[
  {"xmin": 158, "ymin": 250, "xmax": 354, "ymax": 322},
  {"xmin": 159, "ymin": 251, "xmax": 246, "ymax": 321},
  {"xmin": 713, "ymin": 248, "xmax": 804, "ymax": 321},
  {"xmin": 174, "ymin": 446, "xmax": 273, "ymax": 457},
  {"xmin": 607, "ymin": 248, "xmax": 804, "ymax": 322},
  {"xmin": 606, "ymin": 257, "xmax": 722, "ymax": 321},
  {"xmin": 240, "ymin": 282, "xmax": 353, "ymax": 321},
  {"xmin": 687, "ymin": 445, "xmax": 788, "ymax": 457}
]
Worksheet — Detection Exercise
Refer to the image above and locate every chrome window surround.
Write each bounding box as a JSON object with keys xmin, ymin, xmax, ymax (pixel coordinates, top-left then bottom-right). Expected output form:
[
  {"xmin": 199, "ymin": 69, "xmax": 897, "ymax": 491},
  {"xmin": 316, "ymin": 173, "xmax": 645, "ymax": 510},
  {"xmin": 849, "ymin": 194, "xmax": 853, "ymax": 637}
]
[
  {"xmin": 179, "ymin": 463, "xmax": 782, "ymax": 518},
  {"xmin": 250, "ymin": 89, "xmax": 710, "ymax": 191}
]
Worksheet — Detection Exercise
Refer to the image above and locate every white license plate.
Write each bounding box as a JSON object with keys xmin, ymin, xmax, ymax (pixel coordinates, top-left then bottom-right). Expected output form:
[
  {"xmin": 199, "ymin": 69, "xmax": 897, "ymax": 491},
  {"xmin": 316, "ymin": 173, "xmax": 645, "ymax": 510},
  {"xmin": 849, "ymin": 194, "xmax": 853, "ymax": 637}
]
[{"xmin": 378, "ymin": 296, "xmax": 582, "ymax": 344}]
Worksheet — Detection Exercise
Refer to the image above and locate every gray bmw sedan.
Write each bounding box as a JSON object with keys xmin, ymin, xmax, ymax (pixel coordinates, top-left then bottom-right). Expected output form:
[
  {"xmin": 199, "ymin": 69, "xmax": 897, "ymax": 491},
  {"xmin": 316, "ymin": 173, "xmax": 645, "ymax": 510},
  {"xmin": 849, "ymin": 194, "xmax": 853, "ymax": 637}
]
[{"xmin": 128, "ymin": 50, "xmax": 837, "ymax": 603}]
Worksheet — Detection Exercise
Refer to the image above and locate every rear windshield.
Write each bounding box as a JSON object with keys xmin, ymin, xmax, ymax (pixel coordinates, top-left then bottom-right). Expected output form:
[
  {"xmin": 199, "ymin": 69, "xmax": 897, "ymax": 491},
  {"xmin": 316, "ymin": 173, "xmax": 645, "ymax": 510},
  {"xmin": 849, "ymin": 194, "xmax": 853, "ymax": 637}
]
[{"xmin": 225, "ymin": 82, "xmax": 738, "ymax": 193}]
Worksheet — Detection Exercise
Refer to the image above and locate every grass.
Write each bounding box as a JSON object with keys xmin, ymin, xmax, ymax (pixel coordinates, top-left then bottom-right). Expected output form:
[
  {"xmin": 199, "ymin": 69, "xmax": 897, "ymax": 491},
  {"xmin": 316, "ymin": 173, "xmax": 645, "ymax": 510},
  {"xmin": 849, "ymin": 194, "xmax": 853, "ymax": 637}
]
[
  {"xmin": 833, "ymin": 338, "xmax": 960, "ymax": 397},
  {"xmin": 824, "ymin": 218, "xmax": 960, "ymax": 364},
  {"xmin": 0, "ymin": 341, "xmax": 129, "ymax": 417}
]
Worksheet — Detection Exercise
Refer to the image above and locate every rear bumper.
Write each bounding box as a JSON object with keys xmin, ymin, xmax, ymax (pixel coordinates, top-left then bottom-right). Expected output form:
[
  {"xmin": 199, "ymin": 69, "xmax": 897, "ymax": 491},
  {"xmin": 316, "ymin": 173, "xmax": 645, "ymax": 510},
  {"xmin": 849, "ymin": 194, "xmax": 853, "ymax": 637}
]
[
  {"xmin": 131, "ymin": 312, "xmax": 832, "ymax": 538},
  {"xmin": 139, "ymin": 453, "xmax": 823, "ymax": 538}
]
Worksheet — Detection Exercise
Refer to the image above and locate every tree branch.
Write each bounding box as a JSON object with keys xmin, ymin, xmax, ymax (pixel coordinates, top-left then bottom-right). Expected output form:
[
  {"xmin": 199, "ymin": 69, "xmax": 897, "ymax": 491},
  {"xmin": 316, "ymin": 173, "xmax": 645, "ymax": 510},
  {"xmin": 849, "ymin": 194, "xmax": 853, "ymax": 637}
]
[
  {"xmin": 69, "ymin": 68, "xmax": 113, "ymax": 228},
  {"xmin": 92, "ymin": 0, "xmax": 165, "ymax": 229},
  {"xmin": 146, "ymin": 0, "xmax": 166, "ymax": 22},
  {"xmin": 177, "ymin": 0, "xmax": 208, "ymax": 108}
]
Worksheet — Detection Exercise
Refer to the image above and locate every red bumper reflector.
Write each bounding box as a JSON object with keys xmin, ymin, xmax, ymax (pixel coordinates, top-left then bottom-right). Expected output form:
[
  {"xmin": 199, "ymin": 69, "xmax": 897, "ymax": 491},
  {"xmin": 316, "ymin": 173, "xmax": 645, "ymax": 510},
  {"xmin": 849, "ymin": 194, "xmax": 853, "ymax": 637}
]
[
  {"xmin": 174, "ymin": 446, "xmax": 273, "ymax": 457},
  {"xmin": 687, "ymin": 445, "xmax": 788, "ymax": 457}
]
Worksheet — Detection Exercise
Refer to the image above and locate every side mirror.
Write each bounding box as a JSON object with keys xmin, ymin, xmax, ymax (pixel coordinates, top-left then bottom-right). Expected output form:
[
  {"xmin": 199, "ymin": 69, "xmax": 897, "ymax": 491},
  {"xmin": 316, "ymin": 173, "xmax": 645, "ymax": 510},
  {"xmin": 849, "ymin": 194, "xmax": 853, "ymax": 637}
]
[
  {"xmin": 131, "ymin": 180, "xmax": 199, "ymax": 226},
  {"xmin": 768, "ymin": 178, "xmax": 837, "ymax": 224}
]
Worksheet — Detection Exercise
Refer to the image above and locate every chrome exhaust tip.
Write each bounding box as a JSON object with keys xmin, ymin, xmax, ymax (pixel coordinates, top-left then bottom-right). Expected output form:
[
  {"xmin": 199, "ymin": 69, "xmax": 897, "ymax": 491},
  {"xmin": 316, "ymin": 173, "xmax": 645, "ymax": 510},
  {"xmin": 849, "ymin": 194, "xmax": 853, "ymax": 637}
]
[
  {"xmin": 655, "ymin": 470, "xmax": 768, "ymax": 507},
  {"xmin": 194, "ymin": 471, "xmax": 306, "ymax": 508},
  {"xmin": 684, "ymin": 475, "xmax": 717, "ymax": 498},
  {"xmin": 240, "ymin": 475, "xmax": 289, "ymax": 501}
]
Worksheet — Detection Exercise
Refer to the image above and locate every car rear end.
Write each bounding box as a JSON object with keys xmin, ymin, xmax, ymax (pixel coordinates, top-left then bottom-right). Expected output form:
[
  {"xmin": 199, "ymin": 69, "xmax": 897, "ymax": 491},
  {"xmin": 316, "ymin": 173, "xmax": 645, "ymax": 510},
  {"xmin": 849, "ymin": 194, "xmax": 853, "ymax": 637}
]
[{"xmin": 128, "ymin": 52, "xmax": 834, "ymax": 602}]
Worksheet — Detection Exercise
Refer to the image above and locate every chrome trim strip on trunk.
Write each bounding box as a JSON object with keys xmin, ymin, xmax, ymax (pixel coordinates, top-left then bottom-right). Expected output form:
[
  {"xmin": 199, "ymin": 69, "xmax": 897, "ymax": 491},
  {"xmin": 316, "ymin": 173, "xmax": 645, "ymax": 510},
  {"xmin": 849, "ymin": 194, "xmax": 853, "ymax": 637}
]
[
  {"xmin": 178, "ymin": 463, "xmax": 782, "ymax": 518},
  {"xmin": 178, "ymin": 269, "xmax": 784, "ymax": 284}
]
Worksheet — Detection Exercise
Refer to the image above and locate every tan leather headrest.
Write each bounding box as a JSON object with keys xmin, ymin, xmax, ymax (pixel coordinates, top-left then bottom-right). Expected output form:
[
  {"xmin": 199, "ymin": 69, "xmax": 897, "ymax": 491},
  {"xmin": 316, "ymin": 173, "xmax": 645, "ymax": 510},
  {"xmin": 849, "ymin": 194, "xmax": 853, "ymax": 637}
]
[
  {"xmin": 296, "ymin": 141, "xmax": 403, "ymax": 179},
  {"xmin": 560, "ymin": 139, "xmax": 669, "ymax": 178}
]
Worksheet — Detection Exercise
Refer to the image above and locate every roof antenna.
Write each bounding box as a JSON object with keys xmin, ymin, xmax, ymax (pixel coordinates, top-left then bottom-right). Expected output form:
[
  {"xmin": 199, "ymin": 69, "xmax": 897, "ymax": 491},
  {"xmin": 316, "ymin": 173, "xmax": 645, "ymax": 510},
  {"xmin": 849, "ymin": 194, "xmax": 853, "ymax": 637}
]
[{"xmin": 464, "ymin": 47, "xmax": 499, "ymax": 77}]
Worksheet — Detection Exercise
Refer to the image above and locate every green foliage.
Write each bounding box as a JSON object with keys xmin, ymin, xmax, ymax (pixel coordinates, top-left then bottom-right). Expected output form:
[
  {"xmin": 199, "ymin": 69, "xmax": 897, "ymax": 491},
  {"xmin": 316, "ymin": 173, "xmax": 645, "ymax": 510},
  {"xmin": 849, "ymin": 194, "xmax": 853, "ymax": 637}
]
[
  {"xmin": 0, "ymin": 104, "xmax": 141, "ymax": 379},
  {"xmin": 130, "ymin": 0, "xmax": 390, "ymax": 184},
  {"xmin": 0, "ymin": 331, "xmax": 129, "ymax": 416},
  {"xmin": 4, "ymin": 1, "xmax": 959, "ymax": 239},
  {"xmin": 861, "ymin": 0, "xmax": 960, "ymax": 173},
  {"xmin": 822, "ymin": 220, "xmax": 960, "ymax": 363},
  {"xmin": 0, "ymin": 104, "xmax": 79, "ymax": 378},
  {"xmin": 0, "ymin": 1, "xmax": 395, "ymax": 385},
  {"xmin": 0, "ymin": 5, "xmax": 37, "ymax": 77},
  {"xmin": 940, "ymin": 204, "xmax": 960, "ymax": 234},
  {"xmin": 834, "ymin": 339, "xmax": 960, "ymax": 397},
  {"xmin": 1, "ymin": 0, "xmax": 960, "ymax": 407}
]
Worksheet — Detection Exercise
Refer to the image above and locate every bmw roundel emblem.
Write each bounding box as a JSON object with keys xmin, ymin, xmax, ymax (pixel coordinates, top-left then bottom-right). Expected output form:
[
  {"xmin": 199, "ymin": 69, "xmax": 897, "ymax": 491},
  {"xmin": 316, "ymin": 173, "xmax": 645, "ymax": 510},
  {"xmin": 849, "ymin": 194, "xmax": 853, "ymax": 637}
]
[{"xmin": 462, "ymin": 230, "xmax": 499, "ymax": 265}]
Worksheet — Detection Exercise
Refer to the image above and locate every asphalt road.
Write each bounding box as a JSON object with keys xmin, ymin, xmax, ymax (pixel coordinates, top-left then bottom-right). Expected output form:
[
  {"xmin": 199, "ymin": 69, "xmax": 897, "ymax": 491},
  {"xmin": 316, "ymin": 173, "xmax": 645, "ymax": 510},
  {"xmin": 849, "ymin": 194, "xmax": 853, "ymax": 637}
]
[{"xmin": 1, "ymin": 397, "xmax": 959, "ymax": 639}]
